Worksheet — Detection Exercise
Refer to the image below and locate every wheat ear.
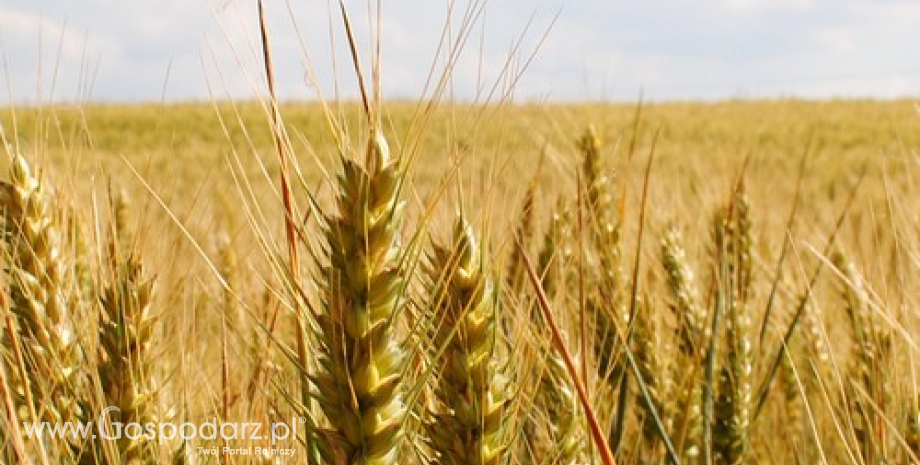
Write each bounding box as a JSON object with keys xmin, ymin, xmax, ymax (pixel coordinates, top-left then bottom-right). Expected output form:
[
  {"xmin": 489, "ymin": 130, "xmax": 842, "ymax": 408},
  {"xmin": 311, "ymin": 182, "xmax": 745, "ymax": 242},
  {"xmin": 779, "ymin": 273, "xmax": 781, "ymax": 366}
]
[
  {"xmin": 535, "ymin": 346, "xmax": 586, "ymax": 465},
  {"xmin": 712, "ymin": 201, "xmax": 753, "ymax": 465},
  {"xmin": 833, "ymin": 251, "xmax": 892, "ymax": 464},
  {"xmin": 531, "ymin": 199, "xmax": 585, "ymax": 465},
  {"xmin": 577, "ymin": 126, "xmax": 628, "ymax": 388},
  {"xmin": 778, "ymin": 337, "xmax": 811, "ymax": 464},
  {"xmin": 537, "ymin": 197, "xmax": 573, "ymax": 297},
  {"xmin": 659, "ymin": 225, "xmax": 708, "ymax": 462},
  {"xmin": 661, "ymin": 226, "xmax": 707, "ymax": 357},
  {"xmin": 578, "ymin": 125, "xmax": 622, "ymax": 292},
  {"xmin": 425, "ymin": 217, "xmax": 509, "ymax": 465},
  {"xmin": 506, "ymin": 182, "xmax": 536, "ymax": 297},
  {"xmin": 0, "ymin": 154, "xmax": 85, "ymax": 454},
  {"xmin": 633, "ymin": 297, "xmax": 673, "ymax": 459},
  {"xmin": 97, "ymin": 249, "xmax": 157, "ymax": 464},
  {"xmin": 312, "ymin": 130, "xmax": 407, "ymax": 465}
]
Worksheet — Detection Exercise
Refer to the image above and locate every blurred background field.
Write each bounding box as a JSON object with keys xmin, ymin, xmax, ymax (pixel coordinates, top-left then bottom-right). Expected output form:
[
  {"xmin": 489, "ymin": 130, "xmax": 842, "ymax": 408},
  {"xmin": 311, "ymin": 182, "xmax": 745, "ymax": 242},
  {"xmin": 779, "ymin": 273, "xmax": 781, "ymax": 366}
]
[{"xmin": 3, "ymin": 98, "xmax": 918, "ymax": 224}]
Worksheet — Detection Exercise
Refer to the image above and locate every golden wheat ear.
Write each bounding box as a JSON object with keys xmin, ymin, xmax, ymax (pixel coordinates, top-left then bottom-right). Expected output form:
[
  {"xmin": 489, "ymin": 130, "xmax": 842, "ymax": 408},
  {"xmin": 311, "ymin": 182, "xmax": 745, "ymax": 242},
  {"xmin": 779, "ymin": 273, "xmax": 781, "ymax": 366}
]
[
  {"xmin": 833, "ymin": 251, "xmax": 894, "ymax": 465},
  {"xmin": 96, "ymin": 250, "xmax": 158, "ymax": 464},
  {"xmin": 0, "ymin": 152, "xmax": 93, "ymax": 463},
  {"xmin": 312, "ymin": 129, "xmax": 408, "ymax": 465},
  {"xmin": 424, "ymin": 216, "xmax": 510, "ymax": 465},
  {"xmin": 578, "ymin": 125, "xmax": 622, "ymax": 297},
  {"xmin": 536, "ymin": 197, "xmax": 573, "ymax": 298},
  {"xmin": 711, "ymin": 198, "xmax": 754, "ymax": 465},
  {"xmin": 658, "ymin": 225, "xmax": 709, "ymax": 462},
  {"xmin": 506, "ymin": 182, "xmax": 536, "ymax": 297}
]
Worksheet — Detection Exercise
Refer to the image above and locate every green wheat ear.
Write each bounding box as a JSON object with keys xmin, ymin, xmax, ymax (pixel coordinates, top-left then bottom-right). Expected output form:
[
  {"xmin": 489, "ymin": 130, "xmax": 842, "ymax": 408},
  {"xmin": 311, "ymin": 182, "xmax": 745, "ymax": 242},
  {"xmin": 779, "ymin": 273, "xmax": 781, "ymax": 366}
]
[
  {"xmin": 425, "ymin": 217, "xmax": 509, "ymax": 465},
  {"xmin": 312, "ymin": 129, "xmax": 407, "ymax": 465}
]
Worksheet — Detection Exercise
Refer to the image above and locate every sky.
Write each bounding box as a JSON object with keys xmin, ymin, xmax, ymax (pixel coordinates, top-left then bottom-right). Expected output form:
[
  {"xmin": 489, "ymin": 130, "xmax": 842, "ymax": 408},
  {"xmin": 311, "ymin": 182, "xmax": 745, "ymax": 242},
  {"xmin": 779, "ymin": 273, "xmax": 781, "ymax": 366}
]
[{"xmin": 1, "ymin": 0, "xmax": 919, "ymax": 103}]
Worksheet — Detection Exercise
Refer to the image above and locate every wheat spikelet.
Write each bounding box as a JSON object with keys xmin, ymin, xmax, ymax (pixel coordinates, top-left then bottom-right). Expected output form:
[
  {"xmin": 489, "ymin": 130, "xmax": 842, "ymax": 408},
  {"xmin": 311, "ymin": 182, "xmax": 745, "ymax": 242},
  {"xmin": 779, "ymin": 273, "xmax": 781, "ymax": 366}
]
[
  {"xmin": 312, "ymin": 130, "xmax": 407, "ymax": 465},
  {"xmin": 0, "ymin": 153, "xmax": 85, "ymax": 457},
  {"xmin": 425, "ymin": 217, "xmax": 509, "ymax": 465}
]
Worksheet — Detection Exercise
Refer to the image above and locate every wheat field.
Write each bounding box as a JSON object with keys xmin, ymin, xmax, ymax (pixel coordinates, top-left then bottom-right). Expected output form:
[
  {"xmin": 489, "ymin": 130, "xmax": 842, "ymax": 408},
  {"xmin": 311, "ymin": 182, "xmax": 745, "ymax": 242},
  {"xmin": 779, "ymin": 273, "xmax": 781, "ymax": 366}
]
[{"xmin": 0, "ymin": 10, "xmax": 918, "ymax": 465}]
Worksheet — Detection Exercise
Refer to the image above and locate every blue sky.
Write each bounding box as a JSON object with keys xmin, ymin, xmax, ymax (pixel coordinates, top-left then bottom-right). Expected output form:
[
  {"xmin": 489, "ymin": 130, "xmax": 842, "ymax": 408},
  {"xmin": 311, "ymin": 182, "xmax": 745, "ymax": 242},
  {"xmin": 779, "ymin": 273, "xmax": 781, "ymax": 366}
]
[{"xmin": 1, "ymin": 0, "xmax": 918, "ymax": 103}]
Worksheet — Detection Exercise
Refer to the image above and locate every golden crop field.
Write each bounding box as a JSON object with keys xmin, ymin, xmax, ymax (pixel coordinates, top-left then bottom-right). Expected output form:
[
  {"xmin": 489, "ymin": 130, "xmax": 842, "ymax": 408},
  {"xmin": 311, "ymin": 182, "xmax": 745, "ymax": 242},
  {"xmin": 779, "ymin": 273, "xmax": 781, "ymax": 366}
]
[{"xmin": 0, "ymin": 53, "xmax": 918, "ymax": 465}]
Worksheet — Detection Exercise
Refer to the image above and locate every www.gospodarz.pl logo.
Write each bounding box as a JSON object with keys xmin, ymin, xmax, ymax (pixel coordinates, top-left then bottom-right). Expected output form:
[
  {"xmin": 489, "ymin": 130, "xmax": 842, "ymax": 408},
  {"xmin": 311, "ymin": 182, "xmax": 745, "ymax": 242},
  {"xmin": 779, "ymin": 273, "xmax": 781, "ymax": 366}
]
[{"xmin": 24, "ymin": 406, "xmax": 303, "ymax": 445}]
